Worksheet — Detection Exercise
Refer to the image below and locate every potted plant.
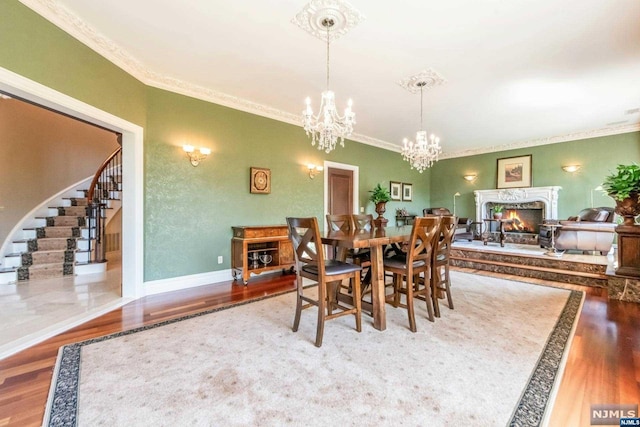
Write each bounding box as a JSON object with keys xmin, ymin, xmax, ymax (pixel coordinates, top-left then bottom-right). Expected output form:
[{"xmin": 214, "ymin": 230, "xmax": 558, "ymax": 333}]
[
  {"xmin": 492, "ymin": 205, "xmax": 504, "ymax": 219},
  {"xmin": 369, "ymin": 183, "xmax": 391, "ymax": 226},
  {"xmin": 601, "ymin": 163, "xmax": 640, "ymax": 226}
]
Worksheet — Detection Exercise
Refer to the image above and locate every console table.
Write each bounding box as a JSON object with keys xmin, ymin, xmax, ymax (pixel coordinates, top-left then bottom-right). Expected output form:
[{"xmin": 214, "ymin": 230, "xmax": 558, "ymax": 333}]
[{"xmin": 231, "ymin": 225, "xmax": 295, "ymax": 285}]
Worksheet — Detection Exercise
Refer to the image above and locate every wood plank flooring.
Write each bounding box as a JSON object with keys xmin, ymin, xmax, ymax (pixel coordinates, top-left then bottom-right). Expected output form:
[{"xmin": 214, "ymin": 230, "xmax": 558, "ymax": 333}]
[{"xmin": 0, "ymin": 269, "xmax": 638, "ymax": 427}]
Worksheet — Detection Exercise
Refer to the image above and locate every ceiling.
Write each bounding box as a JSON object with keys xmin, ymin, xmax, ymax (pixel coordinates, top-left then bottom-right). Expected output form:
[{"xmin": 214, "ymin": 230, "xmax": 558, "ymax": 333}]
[{"xmin": 22, "ymin": 0, "xmax": 640, "ymax": 158}]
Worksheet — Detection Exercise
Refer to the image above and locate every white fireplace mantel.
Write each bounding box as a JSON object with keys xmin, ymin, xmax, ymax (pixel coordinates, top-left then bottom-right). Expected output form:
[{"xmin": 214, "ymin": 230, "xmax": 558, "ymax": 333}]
[{"xmin": 474, "ymin": 186, "xmax": 562, "ymax": 222}]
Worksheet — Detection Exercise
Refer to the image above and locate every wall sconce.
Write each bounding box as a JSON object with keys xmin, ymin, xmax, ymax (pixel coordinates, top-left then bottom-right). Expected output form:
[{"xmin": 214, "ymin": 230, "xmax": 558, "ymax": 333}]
[
  {"xmin": 463, "ymin": 174, "xmax": 477, "ymax": 182},
  {"xmin": 308, "ymin": 164, "xmax": 324, "ymax": 179},
  {"xmin": 561, "ymin": 165, "xmax": 581, "ymax": 173},
  {"xmin": 453, "ymin": 192, "xmax": 461, "ymax": 216},
  {"xmin": 183, "ymin": 145, "xmax": 211, "ymax": 167}
]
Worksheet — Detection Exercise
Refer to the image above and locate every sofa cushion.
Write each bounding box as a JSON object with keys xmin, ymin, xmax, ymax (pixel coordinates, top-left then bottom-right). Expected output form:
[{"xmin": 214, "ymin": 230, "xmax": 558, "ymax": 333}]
[{"xmin": 577, "ymin": 208, "xmax": 611, "ymax": 222}]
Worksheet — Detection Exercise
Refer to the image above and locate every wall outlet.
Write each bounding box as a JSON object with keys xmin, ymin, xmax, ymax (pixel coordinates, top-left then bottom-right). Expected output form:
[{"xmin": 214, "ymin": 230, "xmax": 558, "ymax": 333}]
[
  {"xmin": 360, "ymin": 206, "xmax": 364, "ymax": 213},
  {"xmin": 217, "ymin": 256, "xmax": 223, "ymax": 264}
]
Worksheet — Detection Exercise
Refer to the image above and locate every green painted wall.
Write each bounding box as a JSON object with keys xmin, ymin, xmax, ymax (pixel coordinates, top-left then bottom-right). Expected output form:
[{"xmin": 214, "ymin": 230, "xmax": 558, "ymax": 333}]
[
  {"xmin": 144, "ymin": 88, "xmax": 430, "ymax": 280},
  {"xmin": 4, "ymin": 1, "xmax": 639, "ymax": 283},
  {"xmin": 0, "ymin": 1, "xmax": 146, "ymax": 126},
  {"xmin": 429, "ymin": 132, "xmax": 640, "ymax": 220}
]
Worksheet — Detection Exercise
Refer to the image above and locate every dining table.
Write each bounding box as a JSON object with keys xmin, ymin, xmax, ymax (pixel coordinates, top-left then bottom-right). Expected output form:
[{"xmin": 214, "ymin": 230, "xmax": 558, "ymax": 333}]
[{"xmin": 321, "ymin": 225, "xmax": 413, "ymax": 331}]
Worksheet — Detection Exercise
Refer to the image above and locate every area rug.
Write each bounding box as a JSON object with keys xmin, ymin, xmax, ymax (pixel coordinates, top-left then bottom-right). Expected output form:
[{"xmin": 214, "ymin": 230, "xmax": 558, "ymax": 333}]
[{"xmin": 44, "ymin": 272, "xmax": 583, "ymax": 426}]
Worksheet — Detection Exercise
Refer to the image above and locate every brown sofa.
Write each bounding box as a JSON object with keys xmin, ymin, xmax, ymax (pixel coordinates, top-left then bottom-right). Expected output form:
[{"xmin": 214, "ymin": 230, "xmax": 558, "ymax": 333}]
[
  {"xmin": 423, "ymin": 207, "xmax": 474, "ymax": 241},
  {"xmin": 539, "ymin": 207, "xmax": 616, "ymax": 255}
]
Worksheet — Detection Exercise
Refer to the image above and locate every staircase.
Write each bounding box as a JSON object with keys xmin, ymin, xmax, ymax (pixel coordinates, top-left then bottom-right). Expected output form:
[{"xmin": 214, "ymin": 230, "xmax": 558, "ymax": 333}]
[
  {"xmin": 17, "ymin": 198, "xmax": 87, "ymax": 280},
  {"xmin": 0, "ymin": 148, "xmax": 122, "ymax": 284}
]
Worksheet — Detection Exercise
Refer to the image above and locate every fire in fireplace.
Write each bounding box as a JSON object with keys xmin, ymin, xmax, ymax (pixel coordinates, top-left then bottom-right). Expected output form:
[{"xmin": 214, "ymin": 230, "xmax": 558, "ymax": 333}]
[{"xmin": 488, "ymin": 201, "xmax": 545, "ymax": 234}]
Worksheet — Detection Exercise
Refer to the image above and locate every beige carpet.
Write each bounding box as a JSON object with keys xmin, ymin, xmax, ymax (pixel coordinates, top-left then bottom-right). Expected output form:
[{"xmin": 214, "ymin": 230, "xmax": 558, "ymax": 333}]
[{"xmin": 45, "ymin": 272, "xmax": 583, "ymax": 426}]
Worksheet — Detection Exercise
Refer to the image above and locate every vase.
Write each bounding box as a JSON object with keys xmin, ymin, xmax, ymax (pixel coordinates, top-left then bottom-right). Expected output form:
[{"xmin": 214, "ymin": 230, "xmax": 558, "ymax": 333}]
[
  {"xmin": 614, "ymin": 192, "xmax": 640, "ymax": 226},
  {"xmin": 374, "ymin": 202, "xmax": 388, "ymax": 227}
]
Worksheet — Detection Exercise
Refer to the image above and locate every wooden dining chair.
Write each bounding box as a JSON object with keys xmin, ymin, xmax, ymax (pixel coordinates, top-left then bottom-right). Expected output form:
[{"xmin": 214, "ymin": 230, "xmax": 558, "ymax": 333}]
[
  {"xmin": 286, "ymin": 217, "xmax": 362, "ymax": 347},
  {"xmin": 326, "ymin": 214, "xmax": 353, "ymax": 260},
  {"xmin": 383, "ymin": 216, "xmax": 441, "ymax": 332},
  {"xmin": 430, "ymin": 216, "xmax": 457, "ymax": 317},
  {"xmin": 351, "ymin": 214, "xmax": 374, "ymax": 285}
]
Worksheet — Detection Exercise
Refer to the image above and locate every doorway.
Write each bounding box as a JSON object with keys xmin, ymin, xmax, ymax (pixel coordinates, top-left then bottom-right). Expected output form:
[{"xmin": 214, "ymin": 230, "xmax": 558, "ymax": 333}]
[
  {"xmin": 323, "ymin": 161, "xmax": 359, "ymax": 217},
  {"xmin": 0, "ymin": 67, "xmax": 144, "ymax": 298}
]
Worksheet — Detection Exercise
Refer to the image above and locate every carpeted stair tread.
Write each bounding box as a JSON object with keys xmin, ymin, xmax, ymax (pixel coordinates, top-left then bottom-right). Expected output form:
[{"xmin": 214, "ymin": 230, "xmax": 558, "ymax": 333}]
[
  {"xmin": 30, "ymin": 237, "xmax": 77, "ymax": 251},
  {"xmin": 57, "ymin": 206, "xmax": 88, "ymax": 217},
  {"xmin": 17, "ymin": 262, "xmax": 74, "ymax": 280},
  {"xmin": 66, "ymin": 197, "xmax": 89, "ymax": 206},
  {"xmin": 36, "ymin": 226, "xmax": 81, "ymax": 238},
  {"xmin": 21, "ymin": 250, "xmax": 75, "ymax": 266},
  {"xmin": 46, "ymin": 216, "xmax": 86, "ymax": 227}
]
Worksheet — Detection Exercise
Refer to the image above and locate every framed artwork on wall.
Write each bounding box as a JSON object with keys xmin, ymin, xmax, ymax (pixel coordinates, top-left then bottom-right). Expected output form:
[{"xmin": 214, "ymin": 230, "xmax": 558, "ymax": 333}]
[
  {"xmin": 390, "ymin": 181, "xmax": 402, "ymax": 201},
  {"xmin": 250, "ymin": 167, "xmax": 271, "ymax": 194},
  {"xmin": 402, "ymin": 183, "xmax": 413, "ymax": 201},
  {"xmin": 496, "ymin": 155, "xmax": 532, "ymax": 189}
]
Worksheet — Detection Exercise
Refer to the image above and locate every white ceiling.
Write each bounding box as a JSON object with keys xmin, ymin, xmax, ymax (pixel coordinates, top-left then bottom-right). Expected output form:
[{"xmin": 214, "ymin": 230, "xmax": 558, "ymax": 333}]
[{"xmin": 22, "ymin": 0, "xmax": 640, "ymax": 158}]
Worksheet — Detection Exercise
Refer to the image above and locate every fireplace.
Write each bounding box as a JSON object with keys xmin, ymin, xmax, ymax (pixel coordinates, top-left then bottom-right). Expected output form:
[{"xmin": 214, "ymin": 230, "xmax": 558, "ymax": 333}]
[
  {"xmin": 475, "ymin": 186, "xmax": 562, "ymax": 243},
  {"xmin": 486, "ymin": 201, "xmax": 545, "ymax": 234}
]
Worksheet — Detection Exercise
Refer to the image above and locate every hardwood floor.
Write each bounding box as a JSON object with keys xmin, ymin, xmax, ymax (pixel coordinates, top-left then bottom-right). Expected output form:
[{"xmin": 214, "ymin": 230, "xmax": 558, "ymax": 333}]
[{"xmin": 1, "ymin": 269, "xmax": 638, "ymax": 427}]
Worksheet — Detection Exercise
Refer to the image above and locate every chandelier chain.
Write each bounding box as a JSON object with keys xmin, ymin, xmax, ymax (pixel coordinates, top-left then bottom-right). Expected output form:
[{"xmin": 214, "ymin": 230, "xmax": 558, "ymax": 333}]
[
  {"xmin": 326, "ymin": 21, "xmax": 330, "ymax": 90},
  {"xmin": 302, "ymin": 17, "xmax": 355, "ymax": 154}
]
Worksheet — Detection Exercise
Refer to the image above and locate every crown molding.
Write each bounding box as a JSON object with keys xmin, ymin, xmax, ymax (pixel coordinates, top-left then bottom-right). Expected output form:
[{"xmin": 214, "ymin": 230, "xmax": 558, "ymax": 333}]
[
  {"xmin": 17, "ymin": 0, "xmax": 640, "ymax": 160},
  {"xmin": 441, "ymin": 123, "xmax": 640, "ymax": 160},
  {"xmin": 18, "ymin": 0, "xmax": 391, "ymax": 151}
]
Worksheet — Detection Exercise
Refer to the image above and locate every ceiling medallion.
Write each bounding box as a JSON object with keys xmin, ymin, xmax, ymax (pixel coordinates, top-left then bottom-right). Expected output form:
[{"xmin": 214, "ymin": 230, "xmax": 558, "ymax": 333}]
[
  {"xmin": 397, "ymin": 69, "xmax": 447, "ymax": 94},
  {"xmin": 292, "ymin": 0, "xmax": 364, "ymax": 42},
  {"xmin": 296, "ymin": 1, "xmax": 362, "ymax": 154}
]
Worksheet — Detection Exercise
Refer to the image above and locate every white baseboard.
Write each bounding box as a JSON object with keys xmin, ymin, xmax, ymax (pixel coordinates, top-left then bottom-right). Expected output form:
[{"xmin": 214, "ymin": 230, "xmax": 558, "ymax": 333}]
[{"xmin": 143, "ymin": 269, "xmax": 233, "ymax": 296}]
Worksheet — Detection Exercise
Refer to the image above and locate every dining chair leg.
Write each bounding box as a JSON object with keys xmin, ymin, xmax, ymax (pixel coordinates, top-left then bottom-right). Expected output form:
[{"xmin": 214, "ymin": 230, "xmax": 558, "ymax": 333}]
[
  {"xmin": 431, "ymin": 267, "xmax": 441, "ymax": 318},
  {"xmin": 353, "ymin": 271, "xmax": 362, "ymax": 332},
  {"xmin": 423, "ymin": 270, "xmax": 435, "ymax": 322},
  {"xmin": 292, "ymin": 277, "xmax": 304, "ymax": 332},
  {"xmin": 393, "ymin": 274, "xmax": 401, "ymax": 307},
  {"xmin": 406, "ymin": 274, "xmax": 417, "ymax": 332},
  {"xmin": 327, "ymin": 281, "xmax": 337, "ymax": 316},
  {"xmin": 315, "ymin": 283, "xmax": 327, "ymax": 347},
  {"xmin": 444, "ymin": 265, "xmax": 454, "ymax": 310}
]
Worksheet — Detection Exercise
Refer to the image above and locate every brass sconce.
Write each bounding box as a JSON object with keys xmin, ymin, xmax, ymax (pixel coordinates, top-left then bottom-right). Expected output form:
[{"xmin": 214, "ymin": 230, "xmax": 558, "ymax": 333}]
[
  {"xmin": 183, "ymin": 145, "xmax": 211, "ymax": 167},
  {"xmin": 308, "ymin": 164, "xmax": 324, "ymax": 179},
  {"xmin": 561, "ymin": 165, "xmax": 581, "ymax": 173},
  {"xmin": 463, "ymin": 174, "xmax": 477, "ymax": 182}
]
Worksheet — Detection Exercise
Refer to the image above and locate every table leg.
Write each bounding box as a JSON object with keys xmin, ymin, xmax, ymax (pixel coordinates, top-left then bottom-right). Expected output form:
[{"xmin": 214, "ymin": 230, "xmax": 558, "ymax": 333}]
[{"xmin": 370, "ymin": 244, "xmax": 386, "ymax": 331}]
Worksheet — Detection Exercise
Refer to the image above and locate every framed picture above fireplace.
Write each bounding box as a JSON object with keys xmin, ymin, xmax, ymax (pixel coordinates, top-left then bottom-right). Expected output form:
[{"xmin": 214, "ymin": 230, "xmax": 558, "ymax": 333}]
[{"xmin": 496, "ymin": 155, "xmax": 532, "ymax": 189}]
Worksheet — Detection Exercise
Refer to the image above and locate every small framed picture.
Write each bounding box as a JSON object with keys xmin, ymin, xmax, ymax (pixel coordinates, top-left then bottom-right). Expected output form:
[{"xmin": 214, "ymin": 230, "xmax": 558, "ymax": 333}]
[
  {"xmin": 496, "ymin": 155, "xmax": 532, "ymax": 189},
  {"xmin": 390, "ymin": 181, "xmax": 402, "ymax": 201},
  {"xmin": 402, "ymin": 183, "xmax": 413, "ymax": 201},
  {"xmin": 250, "ymin": 167, "xmax": 271, "ymax": 194}
]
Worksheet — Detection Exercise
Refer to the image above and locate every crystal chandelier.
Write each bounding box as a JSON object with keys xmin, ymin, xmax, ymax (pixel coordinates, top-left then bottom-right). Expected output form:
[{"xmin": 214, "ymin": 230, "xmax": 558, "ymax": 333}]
[
  {"xmin": 401, "ymin": 81, "xmax": 441, "ymax": 173},
  {"xmin": 303, "ymin": 18, "xmax": 355, "ymax": 154}
]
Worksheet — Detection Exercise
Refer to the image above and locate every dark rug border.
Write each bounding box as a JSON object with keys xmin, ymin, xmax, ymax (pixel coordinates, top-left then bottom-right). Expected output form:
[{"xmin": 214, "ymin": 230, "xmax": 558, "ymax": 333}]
[
  {"xmin": 44, "ymin": 289, "xmax": 295, "ymax": 427},
  {"xmin": 44, "ymin": 285, "xmax": 583, "ymax": 427},
  {"xmin": 508, "ymin": 289, "xmax": 584, "ymax": 426}
]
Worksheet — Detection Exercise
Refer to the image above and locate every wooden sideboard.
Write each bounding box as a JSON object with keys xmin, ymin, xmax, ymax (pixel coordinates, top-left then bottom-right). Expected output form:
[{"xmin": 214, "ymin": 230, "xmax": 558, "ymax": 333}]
[{"xmin": 231, "ymin": 225, "xmax": 295, "ymax": 285}]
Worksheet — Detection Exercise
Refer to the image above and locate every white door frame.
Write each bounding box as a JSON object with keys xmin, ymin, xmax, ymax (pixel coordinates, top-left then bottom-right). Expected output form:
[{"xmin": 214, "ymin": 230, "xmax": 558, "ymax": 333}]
[
  {"xmin": 323, "ymin": 161, "xmax": 359, "ymax": 216},
  {"xmin": 0, "ymin": 66, "xmax": 144, "ymax": 298}
]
